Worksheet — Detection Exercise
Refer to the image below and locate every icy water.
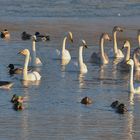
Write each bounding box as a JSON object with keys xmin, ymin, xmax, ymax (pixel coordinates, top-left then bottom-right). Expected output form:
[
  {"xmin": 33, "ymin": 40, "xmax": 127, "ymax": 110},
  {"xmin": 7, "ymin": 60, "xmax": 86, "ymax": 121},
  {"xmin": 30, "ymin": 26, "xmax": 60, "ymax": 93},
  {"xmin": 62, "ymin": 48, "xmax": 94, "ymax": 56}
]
[{"xmin": 0, "ymin": 0, "xmax": 140, "ymax": 140}]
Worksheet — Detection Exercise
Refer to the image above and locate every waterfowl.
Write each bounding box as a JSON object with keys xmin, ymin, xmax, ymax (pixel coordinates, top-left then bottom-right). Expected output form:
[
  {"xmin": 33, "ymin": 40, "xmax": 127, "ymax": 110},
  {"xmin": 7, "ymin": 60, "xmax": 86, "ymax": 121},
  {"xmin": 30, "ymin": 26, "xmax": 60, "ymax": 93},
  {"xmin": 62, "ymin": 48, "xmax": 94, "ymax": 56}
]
[
  {"xmin": 0, "ymin": 81, "xmax": 13, "ymax": 89},
  {"xmin": 8, "ymin": 64, "xmax": 23, "ymax": 75},
  {"xmin": 111, "ymin": 100, "xmax": 120, "ymax": 108},
  {"xmin": 90, "ymin": 33, "xmax": 111, "ymax": 64},
  {"xmin": 0, "ymin": 29, "xmax": 10, "ymax": 39},
  {"xmin": 35, "ymin": 32, "xmax": 50, "ymax": 41},
  {"xmin": 61, "ymin": 31, "xmax": 73, "ymax": 65},
  {"xmin": 31, "ymin": 35, "xmax": 42, "ymax": 67},
  {"xmin": 116, "ymin": 103, "xmax": 127, "ymax": 114},
  {"xmin": 127, "ymin": 59, "xmax": 140, "ymax": 93},
  {"xmin": 79, "ymin": 40, "xmax": 88, "ymax": 73},
  {"xmin": 11, "ymin": 94, "xmax": 24, "ymax": 103},
  {"xmin": 13, "ymin": 102, "xmax": 24, "ymax": 111},
  {"xmin": 21, "ymin": 31, "xmax": 32, "ymax": 40},
  {"xmin": 112, "ymin": 26, "xmax": 124, "ymax": 58},
  {"xmin": 19, "ymin": 49, "xmax": 41, "ymax": 81},
  {"xmin": 117, "ymin": 40, "xmax": 130, "ymax": 71},
  {"xmin": 81, "ymin": 96, "xmax": 93, "ymax": 105}
]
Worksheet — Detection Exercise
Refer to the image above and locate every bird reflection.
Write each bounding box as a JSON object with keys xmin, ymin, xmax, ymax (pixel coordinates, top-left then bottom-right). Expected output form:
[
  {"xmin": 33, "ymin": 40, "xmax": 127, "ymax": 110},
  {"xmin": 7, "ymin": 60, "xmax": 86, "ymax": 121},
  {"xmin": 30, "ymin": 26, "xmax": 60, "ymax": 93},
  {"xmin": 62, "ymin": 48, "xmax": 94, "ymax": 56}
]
[
  {"xmin": 21, "ymin": 80, "xmax": 41, "ymax": 87},
  {"xmin": 20, "ymin": 89, "xmax": 30, "ymax": 139},
  {"xmin": 78, "ymin": 73, "xmax": 86, "ymax": 89}
]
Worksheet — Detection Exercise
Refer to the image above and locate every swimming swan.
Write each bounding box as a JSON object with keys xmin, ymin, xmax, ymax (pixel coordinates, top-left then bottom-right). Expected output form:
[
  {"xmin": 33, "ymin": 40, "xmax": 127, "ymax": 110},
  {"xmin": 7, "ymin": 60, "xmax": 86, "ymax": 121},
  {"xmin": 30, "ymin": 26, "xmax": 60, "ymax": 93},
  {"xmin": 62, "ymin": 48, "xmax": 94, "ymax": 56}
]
[
  {"xmin": 117, "ymin": 40, "xmax": 130, "ymax": 71},
  {"xmin": 127, "ymin": 59, "xmax": 140, "ymax": 93},
  {"xmin": 31, "ymin": 35, "xmax": 42, "ymax": 67},
  {"xmin": 112, "ymin": 26, "xmax": 124, "ymax": 58},
  {"xmin": 61, "ymin": 31, "xmax": 73, "ymax": 65},
  {"xmin": 79, "ymin": 40, "xmax": 88, "ymax": 73},
  {"xmin": 19, "ymin": 49, "xmax": 41, "ymax": 81},
  {"xmin": 90, "ymin": 33, "xmax": 111, "ymax": 64}
]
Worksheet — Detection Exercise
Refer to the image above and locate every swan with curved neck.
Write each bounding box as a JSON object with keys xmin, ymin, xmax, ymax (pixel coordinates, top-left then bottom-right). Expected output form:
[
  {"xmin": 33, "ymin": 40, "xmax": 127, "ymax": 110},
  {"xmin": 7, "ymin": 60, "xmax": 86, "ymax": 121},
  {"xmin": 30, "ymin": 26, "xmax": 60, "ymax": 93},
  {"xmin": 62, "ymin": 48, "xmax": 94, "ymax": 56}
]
[
  {"xmin": 31, "ymin": 35, "xmax": 42, "ymax": 67},
  {"xmin": 127, "ymin": 59, "xmax": 140, "ymax": 93},
  {"xmin": 112, "ymin": 26, "xmax": 124, "ymax": 58},
  {"xmin": 61, "ymin": 31, "xmax": 73, "ymax": 65},
  {"xmin": 117, "ymin": 40, "xmax": 130, "ymax": 71},
  {"xmin": 19, "ymin": 49, "xmax": 41, "ymax": 81},
  {"xmin": 90, "ymin": 33, "xmax": 111, "ymax": 64},
  {"xmin": 79, "ymin": 40, "xmax": 88, "ymax": 73}
]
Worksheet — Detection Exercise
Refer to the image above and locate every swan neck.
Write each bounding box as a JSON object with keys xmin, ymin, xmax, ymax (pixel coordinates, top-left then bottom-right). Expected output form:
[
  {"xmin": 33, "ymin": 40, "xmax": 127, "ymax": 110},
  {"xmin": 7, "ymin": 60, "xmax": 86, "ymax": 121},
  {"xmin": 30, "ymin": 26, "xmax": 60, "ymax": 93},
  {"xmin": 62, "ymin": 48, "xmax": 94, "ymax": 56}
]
[
  {"xmin": 129, "ymin": 63, "xmax": 135, "ymax": 93},
  {"xmin": 32, "ymin": 40, "xmax": 36, "ymax": 64},
  {"xmin": 100, "ymin": 37, "xmax": 106, "ymax": 62},
  {"xmin": 62, "ymin": 37, "xmax": 67, "ymax": 52},
  {"xmin": 125, "ymin": 45, "xmax": 130, "ymax": 61},
  {"xmin": 23, "ymin": 53, "xmax": 30, "ymax": 80},
  {"xmin": 133, "ymin": 53, "xmax": 140, "ymax": 70},
  {"xmin": 113, "ymin": 31, "xmax": 118, "ymax": 54},
  {"xmin": 79, "ymin": 46, "xmax": 84, "ymax": 65}
]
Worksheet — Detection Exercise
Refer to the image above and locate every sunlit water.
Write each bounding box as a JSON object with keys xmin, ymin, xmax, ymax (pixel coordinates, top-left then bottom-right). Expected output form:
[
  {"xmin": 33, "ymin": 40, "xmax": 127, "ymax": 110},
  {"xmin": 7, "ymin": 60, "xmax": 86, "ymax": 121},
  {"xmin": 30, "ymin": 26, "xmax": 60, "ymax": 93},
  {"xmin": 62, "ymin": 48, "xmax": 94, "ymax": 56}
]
[{"xmin": 0, "ymin": 0, "xmax": 140, "ymax": 140}]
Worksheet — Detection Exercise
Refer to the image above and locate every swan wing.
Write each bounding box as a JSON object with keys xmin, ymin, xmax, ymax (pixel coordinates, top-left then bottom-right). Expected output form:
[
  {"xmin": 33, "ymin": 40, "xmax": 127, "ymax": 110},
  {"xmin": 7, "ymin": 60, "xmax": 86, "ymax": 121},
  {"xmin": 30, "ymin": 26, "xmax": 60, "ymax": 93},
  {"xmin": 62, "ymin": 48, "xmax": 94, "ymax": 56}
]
[{"xmin": 27, "ymin": 71, "xmax": 41, "ymax": 81}]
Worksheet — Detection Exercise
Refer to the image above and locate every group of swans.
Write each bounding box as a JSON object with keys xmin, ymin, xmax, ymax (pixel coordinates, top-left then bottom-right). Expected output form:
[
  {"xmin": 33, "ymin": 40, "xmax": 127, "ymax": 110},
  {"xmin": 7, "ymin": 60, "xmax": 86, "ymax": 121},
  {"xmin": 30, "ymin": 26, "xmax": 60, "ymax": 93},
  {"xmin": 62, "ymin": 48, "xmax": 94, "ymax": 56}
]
[{"xmin": 2, "ymin": 27, "xmax": 140, "ymax": 92}]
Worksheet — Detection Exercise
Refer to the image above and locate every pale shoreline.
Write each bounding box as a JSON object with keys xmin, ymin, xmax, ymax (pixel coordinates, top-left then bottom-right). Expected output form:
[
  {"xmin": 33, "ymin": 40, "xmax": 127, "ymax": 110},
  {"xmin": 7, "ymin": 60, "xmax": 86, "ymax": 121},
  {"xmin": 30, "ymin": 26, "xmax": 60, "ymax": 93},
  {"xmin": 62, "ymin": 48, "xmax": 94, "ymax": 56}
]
[{"xmin": 0, "ymin": 16, "xmax": 139, "ymax": 46}]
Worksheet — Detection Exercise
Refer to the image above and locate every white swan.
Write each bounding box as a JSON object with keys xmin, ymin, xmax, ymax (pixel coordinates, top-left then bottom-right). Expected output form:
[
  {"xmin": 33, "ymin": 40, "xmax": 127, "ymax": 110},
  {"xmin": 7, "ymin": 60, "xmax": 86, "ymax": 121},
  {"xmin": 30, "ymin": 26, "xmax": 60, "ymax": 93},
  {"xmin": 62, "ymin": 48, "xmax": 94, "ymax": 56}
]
[
  {"xmin": 19, "ymin": 49, "xmax": 41, "ymax": 81},
  {"xmin": 79, "ymin": 40, "xmax": 88, "ymax": 74},
  {"xmin": 117, "ymin": 40, "xmax": 130, "ymax": 71},
  {"xmin": 127, "ymin": 59, "xmax": 140, "ymax": 93},
  {"xmin": 61, "ymin": 31, "xmax": 73, "ymax": 65},
  {"xmin": 90, "ymin": 33, "xmax": 111, "ymax": 65},
  {"xmin": 112, "ymin": 26, "xmax": 124, "ymax": 58},
  {"xmin": 31, "ymin": 35, "xmax": 42, "ymax": 67}
]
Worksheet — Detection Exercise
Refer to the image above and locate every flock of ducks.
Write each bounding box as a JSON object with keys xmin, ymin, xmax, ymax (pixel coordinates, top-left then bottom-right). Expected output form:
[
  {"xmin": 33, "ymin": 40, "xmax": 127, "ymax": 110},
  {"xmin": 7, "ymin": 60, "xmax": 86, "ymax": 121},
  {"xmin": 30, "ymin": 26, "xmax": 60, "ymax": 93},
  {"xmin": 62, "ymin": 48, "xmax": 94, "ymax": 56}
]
[{"xmin": 0, "ymin": 26, "xmax": 140, "ymax": 113}]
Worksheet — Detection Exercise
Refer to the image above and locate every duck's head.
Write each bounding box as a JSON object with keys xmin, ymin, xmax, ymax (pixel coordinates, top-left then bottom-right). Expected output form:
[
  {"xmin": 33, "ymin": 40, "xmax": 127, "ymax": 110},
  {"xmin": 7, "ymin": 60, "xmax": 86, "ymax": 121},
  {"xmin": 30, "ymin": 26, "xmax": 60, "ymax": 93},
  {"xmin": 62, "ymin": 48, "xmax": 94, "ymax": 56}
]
[
  {"xmin": 81, "ymin": 96, "xmax": 92, "ymax": 105},
  {"xmin": 81, "ymin": 40, "xmax": 88, "ymax": 48},
  {"xmin": 126, "ymin": 59, "xmax": 134, "ymax": 66},
  {"xmin": 68, "ymin": 31, "xmax": 73, "ymax": 43},
  {"xmin": 102, "ymin": 33, "xmax": 111, "ymax": 41},
  {"xmin": 18, "ymin": 49, "xmax": 30, "ymax": 56},
  {"xmin": 8, "ymin": 64, "xmax": 14, "ymax": 69},
  {"xmin": 113, "ymin": 26, "xmax": 123, "ymax": 32},
  {"xmin": 35, "ymin": 32, "xmax": 40, "ymax": 36},
  {"xmin": 111, "ymin": 100, "xmax": 120, "ymax": 108}
]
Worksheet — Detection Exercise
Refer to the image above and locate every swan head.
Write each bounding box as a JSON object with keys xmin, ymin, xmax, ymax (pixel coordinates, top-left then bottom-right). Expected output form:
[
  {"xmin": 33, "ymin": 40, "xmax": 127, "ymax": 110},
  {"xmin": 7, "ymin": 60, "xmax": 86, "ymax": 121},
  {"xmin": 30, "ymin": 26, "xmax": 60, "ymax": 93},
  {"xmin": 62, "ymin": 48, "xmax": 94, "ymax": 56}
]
[
  {"xmin": 81, "ymin": 40, "xmax": 88, "ymax": 48},
  {"xmin": 126, "ymin": 59, "xmax": 134, "ymax": 66},
  {"xmin": 18, "ymin": 49, "xmax": 30, "ymax": 56},
  {"xmin": 122, "ymin": 40, "xmax": 130, "ymax": 49},
  {"xmin": 101, "ymin": 33, "xmax": 111, "ymax": 41},
  {"xmin": 32, "ymin": 35, "xmax": 37, "ymax": 41},
  {"xmin": 68, "ymin": 31, "xmax": 73, "ymax": 42},
  {"xmin": 113, "ymin": 26, "xmax": 123, "ymax": 32}
]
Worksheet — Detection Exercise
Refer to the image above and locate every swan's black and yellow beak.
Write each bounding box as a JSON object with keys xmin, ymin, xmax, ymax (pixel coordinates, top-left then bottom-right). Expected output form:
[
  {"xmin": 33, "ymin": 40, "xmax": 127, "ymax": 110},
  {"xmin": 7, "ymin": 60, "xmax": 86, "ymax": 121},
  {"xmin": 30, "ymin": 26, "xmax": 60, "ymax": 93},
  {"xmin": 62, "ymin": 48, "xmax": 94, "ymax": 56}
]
[{"xmin": 18, "ymin": 49, "xmax": 29, "ymax": 56}]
